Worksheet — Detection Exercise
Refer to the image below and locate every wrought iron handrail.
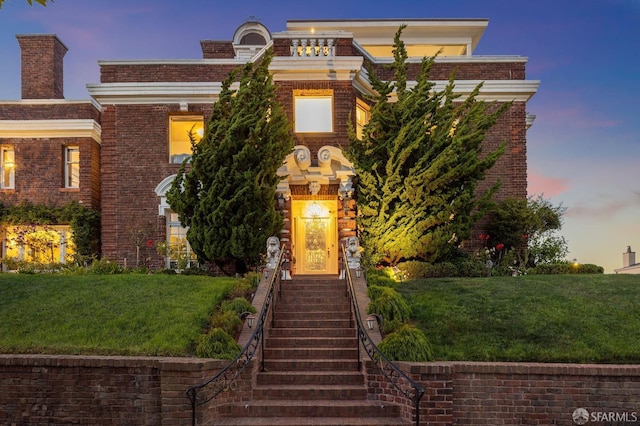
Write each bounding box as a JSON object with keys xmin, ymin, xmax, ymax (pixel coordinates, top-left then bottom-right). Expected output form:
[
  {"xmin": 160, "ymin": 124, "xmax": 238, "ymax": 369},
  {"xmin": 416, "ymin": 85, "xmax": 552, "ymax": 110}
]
[
  {"xmin": 185, "ymin": 246, "xmax": 285, "ymax": 426},
  {"xmin": 341, "ymin": 245, "xmax": 424, "ymax": 426}
]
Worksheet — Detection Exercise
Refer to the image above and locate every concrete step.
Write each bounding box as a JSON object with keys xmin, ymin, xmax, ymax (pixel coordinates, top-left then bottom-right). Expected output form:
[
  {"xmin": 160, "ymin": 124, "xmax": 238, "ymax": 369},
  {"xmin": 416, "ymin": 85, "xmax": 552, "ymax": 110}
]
[{"xmin": 273, "ymin": 311, "xmax": 351, "ymax": 321}]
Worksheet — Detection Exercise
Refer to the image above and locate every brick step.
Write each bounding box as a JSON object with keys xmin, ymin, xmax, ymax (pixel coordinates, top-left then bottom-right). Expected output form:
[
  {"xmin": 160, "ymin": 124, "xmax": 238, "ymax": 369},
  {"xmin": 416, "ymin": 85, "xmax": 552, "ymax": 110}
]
[
  {"xmin": 275, "ymin": 303, "xmax": 350, "ymax": 313},
  {"xmin": 273, "ymin": 318, "xmax": 352, "ymax": 328},
  {"xmin": 268, "ymin": 327, "xmax": 355, "ymax": 338},
  {"xmin": 263, "ymin": 358, "xmax": 359, "ymax": 371},
  {"xmin": 279, "ymin": 295, "xmax": 349, "ymax": 304},
  {"xmin": 252, "ymin": 384, "xmax": 368, "ymax": 400},
  {"xmin": 264, "ymin": 347, "xmax": 358, "ymax": 360},
  {"xmin": 256, "ymin": 371, "xmax": 364, "ymax": 386},
  {"xmin": 214, "ymin": 417, "xmax": 411, "ymax": 425},
  {"xmin": 273, "ymin": 311, "xmax": 351, "ymax": 321},
  {"xmin": 219, "ymin": 399, "xmax": 402, "ymax": 418},
  {"xmin": 267, "ymin": 336, "xmax": 357, "ymax": 348}
]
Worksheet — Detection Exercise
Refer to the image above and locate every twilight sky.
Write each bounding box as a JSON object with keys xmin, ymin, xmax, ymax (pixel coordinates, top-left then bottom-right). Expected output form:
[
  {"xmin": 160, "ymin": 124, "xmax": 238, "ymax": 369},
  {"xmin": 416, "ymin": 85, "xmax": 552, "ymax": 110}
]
[{"xmin": 0, "ymin": 0, "xmax": 638, "ymax": 273}]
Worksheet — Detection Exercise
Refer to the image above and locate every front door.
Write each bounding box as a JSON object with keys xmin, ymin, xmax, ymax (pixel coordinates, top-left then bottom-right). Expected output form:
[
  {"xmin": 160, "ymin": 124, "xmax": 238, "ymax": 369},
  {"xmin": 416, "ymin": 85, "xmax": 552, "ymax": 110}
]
[{"xmin": 292, "ymin": 200, "xmax": 338, "ymax": 275}]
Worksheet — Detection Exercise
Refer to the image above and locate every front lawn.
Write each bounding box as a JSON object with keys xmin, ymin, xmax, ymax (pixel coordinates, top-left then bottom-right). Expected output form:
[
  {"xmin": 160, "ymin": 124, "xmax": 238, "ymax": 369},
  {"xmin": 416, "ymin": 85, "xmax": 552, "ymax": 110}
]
[
  {"xmin": 0, "ymin": 274, "xmax": 236, "ymax": 356},
  {"xmin": 398, "ymin": 274, "xmax": 640, "ymax": 363}
]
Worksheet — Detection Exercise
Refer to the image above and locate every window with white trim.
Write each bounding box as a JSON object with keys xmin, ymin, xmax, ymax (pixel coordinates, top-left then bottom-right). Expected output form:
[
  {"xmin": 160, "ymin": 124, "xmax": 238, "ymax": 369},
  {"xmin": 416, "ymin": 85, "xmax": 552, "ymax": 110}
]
[
  {"xmin": 294, "ymin": 89, "xmax": 333, "ymax": 133},
  {"xmin": 1, "ymin": 147, "xmax": 15, "ymax": 189},
  {"xmin": 166, "ymin": 212, "xmax": 198, "ymax": 270},
  {"xmin": 355, "ymin": 99, "xmax": 371, "ymax": 140},
  {"xmin": 65, "ymin": 146, "xmax": 80, "ymax": 188}
]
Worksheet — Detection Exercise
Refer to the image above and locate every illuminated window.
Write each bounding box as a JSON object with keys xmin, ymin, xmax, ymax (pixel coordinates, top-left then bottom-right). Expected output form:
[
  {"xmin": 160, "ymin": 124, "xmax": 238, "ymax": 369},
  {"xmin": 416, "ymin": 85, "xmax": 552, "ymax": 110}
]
[
  {"xmin": 1, "ymin": 147, "xmax": 15, "ymax": 189},
  {"xmin": 170, "ymin": 116, "xmax": 204, "ymax": 164},
  {"xmin": 166, "ymin": 212, "xmax": 198, "ymax": 270},
  {"xmin": 355, "ymin": 99, "xmax": 370, "ymax": 140},
  {"xmin": 65, "ymin": 146, "xmax": 79, "ymax": 188},
  {"xmin": 4, "ymin": 225, "xmax": 74, "ymax": 264},
  {"xmin": 294, "ymin": 89, "xmax": 333, "ymax": 133}
]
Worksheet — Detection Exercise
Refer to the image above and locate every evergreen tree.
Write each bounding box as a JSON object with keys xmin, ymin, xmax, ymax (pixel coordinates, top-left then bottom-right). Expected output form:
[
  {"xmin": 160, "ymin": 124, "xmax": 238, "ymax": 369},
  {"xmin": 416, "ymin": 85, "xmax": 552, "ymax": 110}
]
[
  {"xmin": 347, "ymin": 26, "xmax": 509, "ymax": 266},
  {"xmin": 167, "ymin": 50, "xmax": 293, "ymax": 274}
]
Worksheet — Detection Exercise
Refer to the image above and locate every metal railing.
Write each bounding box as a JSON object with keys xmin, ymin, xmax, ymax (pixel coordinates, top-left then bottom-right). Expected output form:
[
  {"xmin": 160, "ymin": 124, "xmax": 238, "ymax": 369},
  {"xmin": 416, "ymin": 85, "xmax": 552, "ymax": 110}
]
[
  {"xmin": 185, "ymin": 247, "xmax": 285, "ymax": 426},
  {"xmin": 341, "ymin": 245, "xmax": 424, "ymax": 426}
]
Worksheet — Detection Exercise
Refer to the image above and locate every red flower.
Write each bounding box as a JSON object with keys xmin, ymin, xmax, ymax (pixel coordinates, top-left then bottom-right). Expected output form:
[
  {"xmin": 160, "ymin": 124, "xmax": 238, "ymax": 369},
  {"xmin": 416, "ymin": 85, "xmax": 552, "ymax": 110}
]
[
  {"xmin": 522, "ymin": 234, "xmax": 529, "ymax": 240},
  {"xmin": 146, "ymin": 239, "xmax": 154, "ymax": 248},
  {"xmin": 496, "ymin": 243, "xmax": 505, "ymax": 251}
]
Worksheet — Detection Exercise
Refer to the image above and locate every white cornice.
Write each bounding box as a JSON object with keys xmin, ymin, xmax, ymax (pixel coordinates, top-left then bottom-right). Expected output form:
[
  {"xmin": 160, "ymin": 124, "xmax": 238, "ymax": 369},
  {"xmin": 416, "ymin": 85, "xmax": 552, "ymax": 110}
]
[
  {"xmin": 0, "ymin": 119, "xmax": 101, "ymax": 143},
  {"xmin": 270, "ymin": 57, "xmax": 365, "ymax": 81},
  {"xmin": 86, "ymin": 82, "xmax": 223, "ymax": 105},
  {"xmin": 0, "ymin": 99, "xmax": 102, "ymax": 111}
]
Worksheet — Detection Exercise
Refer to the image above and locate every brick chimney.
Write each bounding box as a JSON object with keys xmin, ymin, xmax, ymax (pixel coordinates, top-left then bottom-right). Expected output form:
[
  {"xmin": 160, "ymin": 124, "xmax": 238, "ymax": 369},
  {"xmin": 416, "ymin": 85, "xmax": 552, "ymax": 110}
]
[
  {"xmin": 623, "ymin": 246, "xmax": 636, "ymax": 268},
  {"xmin": 16, "ymin": 34, "xmax": 68, "ymax": 99}
]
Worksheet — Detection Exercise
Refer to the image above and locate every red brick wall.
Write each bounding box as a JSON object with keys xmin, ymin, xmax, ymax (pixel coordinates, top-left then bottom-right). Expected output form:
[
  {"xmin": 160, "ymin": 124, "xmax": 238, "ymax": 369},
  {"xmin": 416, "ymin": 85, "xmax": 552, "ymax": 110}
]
[
  {"xmin": 367, "ymin": 361, "xmax": 640, "ymax": 425},
  {"xmin": 0, "ymin": 137, "xmax": 100, "ymax": 209},
  {"xmin": 3, "ymin": 355, "xmax": 638, "ymax": 426},
  {"xmin": 0, "ymin": 355, "xmax": 227, "ymax": 426},
  {"xmin": 99, "ymin": 103, "xmax": 212, "ymax": 267},
  {"xmin": 200, "ymin": 40, "xmax": 235, "ymax": 59},
  {"xmin": 17, "ymin": 35, "xmax": 67, "ymax": 100}
]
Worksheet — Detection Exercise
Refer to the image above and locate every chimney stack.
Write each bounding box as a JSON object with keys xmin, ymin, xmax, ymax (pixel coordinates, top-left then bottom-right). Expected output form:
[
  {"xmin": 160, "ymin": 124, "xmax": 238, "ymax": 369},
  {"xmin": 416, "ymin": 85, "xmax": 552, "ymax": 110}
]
[
  {"xmin": 16, "ymin": 34, "xmax": 68, "ymax": 99},
  {"xmin": 623, "ymin": 246, "xmax": 636, "ymax": 268}
]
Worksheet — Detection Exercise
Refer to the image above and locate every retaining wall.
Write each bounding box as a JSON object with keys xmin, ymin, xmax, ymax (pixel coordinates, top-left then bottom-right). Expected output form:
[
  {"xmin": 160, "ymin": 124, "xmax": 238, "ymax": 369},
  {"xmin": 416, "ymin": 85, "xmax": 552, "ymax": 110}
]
[{"xmin": 2, "ymin": 355, "xmax": 639, "ymax": 425}]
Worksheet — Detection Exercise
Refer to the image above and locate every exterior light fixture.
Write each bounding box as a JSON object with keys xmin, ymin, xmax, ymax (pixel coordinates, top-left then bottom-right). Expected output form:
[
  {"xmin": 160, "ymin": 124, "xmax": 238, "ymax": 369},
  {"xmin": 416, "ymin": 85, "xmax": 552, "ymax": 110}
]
[
  {"xmin": 239, "ymin": 312, "xmax": 256, "ymax": 329},
  {"xmin": 356, "ymin": 266, "xmax": 362, "ymax": 278},
  {"xmin": 366, "ymin": 314, "xmax": 382, "ymax": 331}
]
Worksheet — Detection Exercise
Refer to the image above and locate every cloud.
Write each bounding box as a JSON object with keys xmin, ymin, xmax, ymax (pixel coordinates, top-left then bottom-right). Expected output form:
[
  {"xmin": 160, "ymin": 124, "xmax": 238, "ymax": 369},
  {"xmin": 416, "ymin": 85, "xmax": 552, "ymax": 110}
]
[
  {"xmin": 528, "ymin": 171, "xmax": 570, "ymax": 197},
  {"xmin": 566, "ymin": 191, "xmax": 640, "ymax": 220}
]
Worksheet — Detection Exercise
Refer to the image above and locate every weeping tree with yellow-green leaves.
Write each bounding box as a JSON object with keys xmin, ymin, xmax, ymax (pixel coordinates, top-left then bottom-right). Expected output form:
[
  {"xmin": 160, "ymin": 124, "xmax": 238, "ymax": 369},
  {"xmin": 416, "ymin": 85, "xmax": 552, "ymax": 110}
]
[{"xmin": 347, "ymin": 25, "xmax": 510, "ymax": 267}]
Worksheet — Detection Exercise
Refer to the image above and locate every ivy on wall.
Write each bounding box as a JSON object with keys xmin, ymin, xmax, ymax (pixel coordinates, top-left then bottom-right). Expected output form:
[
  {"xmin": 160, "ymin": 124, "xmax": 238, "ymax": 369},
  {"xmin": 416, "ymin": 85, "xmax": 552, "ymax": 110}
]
[{"xmin": 0, "ymin": 201, "xmax": 101, "ymax": 262}]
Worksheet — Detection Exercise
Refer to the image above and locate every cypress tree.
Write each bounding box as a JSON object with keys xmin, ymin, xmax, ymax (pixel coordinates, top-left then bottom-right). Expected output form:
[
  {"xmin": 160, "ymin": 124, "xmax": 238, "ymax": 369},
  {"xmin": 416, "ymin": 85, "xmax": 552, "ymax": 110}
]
[
  {"xmin": 167, "ymin": 50, "xmax": 293, "ymax": 274},
  {"xmin": 347, "ymin": 26, "xmax": 509, "ymax": 265}
]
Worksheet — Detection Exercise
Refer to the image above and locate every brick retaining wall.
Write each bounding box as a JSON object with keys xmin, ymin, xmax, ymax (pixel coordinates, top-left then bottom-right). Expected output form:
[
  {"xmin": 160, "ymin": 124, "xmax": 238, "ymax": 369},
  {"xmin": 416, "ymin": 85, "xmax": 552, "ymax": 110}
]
[{"xmin": 2, "ymin": 355, "xmax": 639, "ymax": 425}]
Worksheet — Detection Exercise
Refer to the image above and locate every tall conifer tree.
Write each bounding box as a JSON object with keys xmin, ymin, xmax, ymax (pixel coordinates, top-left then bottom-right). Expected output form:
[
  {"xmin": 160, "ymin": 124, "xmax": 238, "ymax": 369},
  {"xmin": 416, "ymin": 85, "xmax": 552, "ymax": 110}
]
[
  {"xmin": 167, "ymin": 50, "xmax": 293, "ymax": 274},
  {"xmin": 347, "ymin": 26, "xmax": 509, "ymax": 265}
]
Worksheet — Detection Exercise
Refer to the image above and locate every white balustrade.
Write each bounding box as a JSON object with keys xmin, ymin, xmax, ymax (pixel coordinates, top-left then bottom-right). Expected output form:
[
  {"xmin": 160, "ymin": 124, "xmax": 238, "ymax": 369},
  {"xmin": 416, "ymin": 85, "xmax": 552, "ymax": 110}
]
[{"xmin": 290, "ymin": 38, "xmax": 335, "ymax": 58}]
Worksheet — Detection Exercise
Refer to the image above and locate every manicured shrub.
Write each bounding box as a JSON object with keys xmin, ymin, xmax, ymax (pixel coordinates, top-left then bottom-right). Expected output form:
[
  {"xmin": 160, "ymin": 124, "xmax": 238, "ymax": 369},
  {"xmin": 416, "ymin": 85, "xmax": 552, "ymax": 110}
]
[
  {"xmin": 86, "ymin": 258, "xmax": 124, "ymax": 274},
  {"xmin": 378, "ymin": 324, "xmax": 433, "ymax": 362},
  {"xmin": 397, "ymin": 260, "xmax": 430, "ymax": 280},
  {"xmin": 367, "ymin": 286, "xmax": 411, "ymax": 325},
  {"xmin": 367, "ymin": 285, "xmax": 387, "ymax": 302},
  {"xmin": 453, "ymin": 258, "xmax": 488, "ymax": 277},
  {"xmin": 220, "ymin": 297, "xmax": 256, "ymax": 316},
  {"xmin": 210, "ymin": 311, "xmax": 242, "ymax": 336},
  {"xmin": 367, "ymin": 273, "xmax": 397, "ymax": 289},
  {"xmin": 195, "ymin": 327, "xmax": 241, "ymax": 359},
  {"xmin": 425, "ymin": 262, "xmax": 459, "ymax": 278}
]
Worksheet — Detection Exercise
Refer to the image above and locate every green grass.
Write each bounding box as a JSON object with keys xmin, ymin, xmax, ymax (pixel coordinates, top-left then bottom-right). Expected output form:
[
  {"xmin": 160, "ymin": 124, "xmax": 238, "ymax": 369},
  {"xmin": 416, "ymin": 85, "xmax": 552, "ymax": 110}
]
[
  {"xmin": 397, "ymin": 274, "xmax": 640, "ymax": 363},
  {"xmin": 0, "ymin": 274, "xmax": 236, "ymax": 356}
]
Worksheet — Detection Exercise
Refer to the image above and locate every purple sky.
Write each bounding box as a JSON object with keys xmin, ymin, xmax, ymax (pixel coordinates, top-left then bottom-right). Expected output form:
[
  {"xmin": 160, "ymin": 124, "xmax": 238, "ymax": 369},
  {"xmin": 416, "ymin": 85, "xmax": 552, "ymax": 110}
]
[{"xmin": 1, "ymin": 0, "xmax": 639, "ymax": 272}]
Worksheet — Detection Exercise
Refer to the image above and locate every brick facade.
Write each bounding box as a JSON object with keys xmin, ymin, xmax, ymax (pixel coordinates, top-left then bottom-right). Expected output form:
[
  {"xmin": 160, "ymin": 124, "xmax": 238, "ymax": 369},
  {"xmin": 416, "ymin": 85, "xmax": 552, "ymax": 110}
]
[
  {"xmin": 2, "ymin": 355, "xmax": 638, "ymax": 425},
  {"xmin": 0, "ymin": 19, "xmax": 538, "ymax": 269}
]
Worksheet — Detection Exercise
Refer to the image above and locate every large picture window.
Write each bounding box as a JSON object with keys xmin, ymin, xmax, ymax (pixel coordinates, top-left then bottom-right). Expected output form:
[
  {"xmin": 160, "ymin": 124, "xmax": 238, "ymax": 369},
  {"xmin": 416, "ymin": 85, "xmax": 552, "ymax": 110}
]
[
  {"xmin": 294, "ymin": 89, "xmax": 333, "ymax": 133},
  {"xmin": 1, "ymin": 147, "xmax": 15, "ymax": 189},
  {"xmin": 170, "ymin": 116, "xmax": 204, "ymax": 164}
]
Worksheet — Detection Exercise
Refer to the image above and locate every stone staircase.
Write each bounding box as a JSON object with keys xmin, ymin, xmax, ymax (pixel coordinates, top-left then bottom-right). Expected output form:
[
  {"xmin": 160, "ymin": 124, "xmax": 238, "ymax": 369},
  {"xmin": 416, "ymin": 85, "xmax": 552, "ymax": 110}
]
[{"xmin": 216, "ymin": 275, "xmax": 409, "ymax": 425}]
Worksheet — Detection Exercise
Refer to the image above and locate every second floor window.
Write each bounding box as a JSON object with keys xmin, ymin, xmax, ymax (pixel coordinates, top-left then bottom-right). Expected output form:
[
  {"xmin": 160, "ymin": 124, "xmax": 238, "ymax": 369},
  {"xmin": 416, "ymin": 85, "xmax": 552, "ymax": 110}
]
[
  {"xmin": 65, "ymin": 146, "xmax": 80, "ymax": 188},
  {"xmin": 1, "ymin": 147, "xmax": 15, "ymax": 189},
  {"xmin": 294, "ymin": 89, "xmax": 333, "ymax": 133},
  {"xmin": 355, "ymin": 99, "xmax": 371, "ymax": 140},
  {"xmin": 170, "ymin": 116, "xmax": 204, "ymax": 164}
]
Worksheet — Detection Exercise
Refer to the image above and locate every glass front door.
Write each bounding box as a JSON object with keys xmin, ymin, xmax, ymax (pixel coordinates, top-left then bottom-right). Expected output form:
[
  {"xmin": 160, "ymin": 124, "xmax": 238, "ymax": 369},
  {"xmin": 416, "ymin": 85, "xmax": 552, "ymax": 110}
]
[{"xmin": 292, "ymin": 200, "xmax": 338, "ymax": 275}]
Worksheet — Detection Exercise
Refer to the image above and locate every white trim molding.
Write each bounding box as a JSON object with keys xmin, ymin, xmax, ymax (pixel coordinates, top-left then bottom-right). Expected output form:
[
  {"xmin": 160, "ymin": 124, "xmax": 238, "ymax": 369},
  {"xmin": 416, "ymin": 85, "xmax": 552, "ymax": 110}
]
[
  {"xmin": 87, "ymin": 82, "xmax": 223, "ymax": 105},
  {"xmin": 0, "ymin": 119, "xmax": 101, "ymax": 143}
]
